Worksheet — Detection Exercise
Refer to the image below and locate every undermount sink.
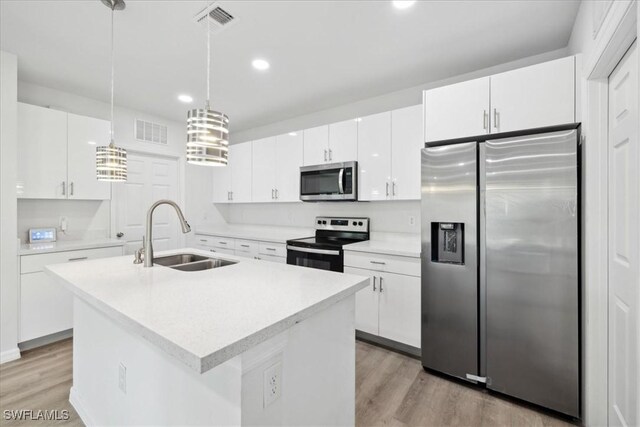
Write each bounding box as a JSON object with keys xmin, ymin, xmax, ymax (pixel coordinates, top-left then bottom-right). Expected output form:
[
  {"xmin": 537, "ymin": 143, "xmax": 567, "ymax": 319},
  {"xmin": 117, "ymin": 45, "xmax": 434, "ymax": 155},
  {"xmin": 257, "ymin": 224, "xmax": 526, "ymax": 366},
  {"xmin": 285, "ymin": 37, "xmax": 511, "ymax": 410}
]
[{"xmin": 153, "ymin": 253, "xmax": 237, "ymax": 272}]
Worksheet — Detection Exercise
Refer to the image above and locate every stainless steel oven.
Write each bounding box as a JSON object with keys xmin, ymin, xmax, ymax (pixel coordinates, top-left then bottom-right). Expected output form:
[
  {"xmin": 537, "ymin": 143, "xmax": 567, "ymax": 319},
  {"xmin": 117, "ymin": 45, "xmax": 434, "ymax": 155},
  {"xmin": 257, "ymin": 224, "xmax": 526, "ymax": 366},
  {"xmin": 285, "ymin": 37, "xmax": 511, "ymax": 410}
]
[
  {"xmin": 286, "ymin": 245, "xmax": 343, "ymax": 272},
  {"xmin": 299, "ymin": 161, "xmax": 357, "ymax": 201}
]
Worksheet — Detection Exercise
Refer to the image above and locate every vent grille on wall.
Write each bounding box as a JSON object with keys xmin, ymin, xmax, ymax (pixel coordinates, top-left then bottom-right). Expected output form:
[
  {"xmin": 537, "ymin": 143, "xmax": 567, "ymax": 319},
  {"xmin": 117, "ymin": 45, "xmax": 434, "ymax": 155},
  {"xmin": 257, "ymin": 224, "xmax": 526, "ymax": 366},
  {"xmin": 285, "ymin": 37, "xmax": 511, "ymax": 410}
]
[
  {"xmin": 135, "ymin": 119, "xmax": 168, "ymax": 145},
  {"xmin": 194, "ymin": 3, "xmax": 237, "ymax": 34}
]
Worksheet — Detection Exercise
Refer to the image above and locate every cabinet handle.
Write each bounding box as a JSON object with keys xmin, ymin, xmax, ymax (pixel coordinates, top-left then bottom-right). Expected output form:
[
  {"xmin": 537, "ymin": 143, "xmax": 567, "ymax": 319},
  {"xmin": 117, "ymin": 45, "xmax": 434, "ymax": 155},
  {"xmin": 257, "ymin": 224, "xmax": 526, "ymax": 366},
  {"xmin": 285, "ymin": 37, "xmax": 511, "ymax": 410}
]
[
  {"xmin": 68, "ymin": 256, "xmax": 88, "ymax": 262},
  {"xmin": 62, "ymin": 181, "xmax": 66, "ymax": 196},
  {"xmin": 240, "ymin": 244, "xmax": 250, "ymax": 248},
  {"xmin": 218, "ymin": 241, "xmax": 227, "ymax": 245},
  {"xmin": 271, "ymin": 189, "xmax": 275, "ymax": 199},
  {"xmin": 70, "ymin": 182, "xmax": 74, "ymax": 196},
  {"xmin": 386, "ymin": 182, "xmax": 389, "ymax": 197},
  {"xmin": 230, "ymin": 191, "xmax": 233, "ymax": 201},
  {"xmin": 493, "ymin": 108, "xmax": 499, "ymax": 129},
  {"xmin": 372, "ymin": 276, "xmax": 377, "ymax": 291},
  {"xmin": 227, "ymin": 191, "xmax": 230, "ymax": 201},
  {"xmin": 324, "ymin": 149, "xmax": 328, "ymax": 162},
  {"xmin": 266, "ymin": 247, "xmax": 276, "ymax": 251},
  {"xmin": 392, "ymin": 181, "xmax": 396, "ymax": 196},
  {"xmin": 275, "ymin": 189, "xmax": 279, "ymax": 199},
  {"xmin": 370, "ymin": 260, "xmax": 386, "ymax": 265},
  {"xmin": 483, "ymin": 110, "xmax": 488, "ymax": 130},
  {"xmin": 328, "ymin": 149, "xmax": 332, "ymax": 161},
  {"xmin": 199, "ymin": 239, "xmax": 207, "ymax": 242},
  {"xmin": 210, "ymin": 249, "xmax": 216, "ymax": 253},
  {"xmin": 379, "ymin": 276, "xmax": 384, "ymax": 292}
]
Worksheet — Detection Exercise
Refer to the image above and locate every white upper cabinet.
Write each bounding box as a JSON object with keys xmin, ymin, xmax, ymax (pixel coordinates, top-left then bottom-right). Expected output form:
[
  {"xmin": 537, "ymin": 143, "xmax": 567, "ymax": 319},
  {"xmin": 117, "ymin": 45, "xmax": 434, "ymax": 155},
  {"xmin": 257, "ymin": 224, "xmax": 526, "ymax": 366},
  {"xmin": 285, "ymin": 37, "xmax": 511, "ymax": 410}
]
[
  {"xmin": 17, "ymin": 103, "xmax": 111, "ymax": 200},
  {"xmin": 17, "ymin": 103, "xmax": 68, "ymax": 199},
  {"xmin": 275, "ymin": 132, "xmax": 303, "ymax": 202},
  {"xmin": 391, "ymin": 105, "xmax": 423, "ymax": 200},
  {"xmin": 303, "ymin": 125, "xmax": 329, "ymax": 165},
  {"xmin": 229, "ymin": 143, "xmax": 252, "ymax": 203},
  {"xmin": 211, "ymin": 160, "xmax": 232, "ymax": 203},
  {"xmin": 252, "ymin": 137, "xmax": 277, "ymax": 202},
  {"xmin": 423, "ymin": 56, "xmax": 576, "ymax": 141},
  {"xmin": 424, "ymin": 77, "xmax": 490, "ymax": 143},
  {"xmin": 358, "ymin": 111, "xmax": 392, "ymax": 201},
  {"xmin": 490, "ymin": 56, "xmax": 575, "ymax": 133},
  {"xmin": 67, "ymin": 113, "xmax": 111, "ymax": 200},
  {"xmin": 328, "ymin": 119, "xmax": 357, "ymax": 163}
]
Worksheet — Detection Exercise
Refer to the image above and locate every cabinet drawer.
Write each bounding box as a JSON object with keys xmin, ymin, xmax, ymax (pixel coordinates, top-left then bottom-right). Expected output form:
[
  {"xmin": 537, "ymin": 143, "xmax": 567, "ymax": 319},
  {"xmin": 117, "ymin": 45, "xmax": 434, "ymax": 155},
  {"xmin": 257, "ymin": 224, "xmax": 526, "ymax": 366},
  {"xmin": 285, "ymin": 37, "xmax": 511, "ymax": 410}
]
[
  {"xmin": 259, "ymin": 242, "xmax": 286, "ymax": 257},
  {"xmin": 344, "ymin": 251, "xmax": 420, "ymax": 277},
  {"xmin": 20, "ymin": 271, "xmax": 73, "ymax": 342},
  {"xmin": 195, "ymin": 234, "xmax": 235, "ymax": 249},
  {"xmin": 235, "ymin": 239, "xmax": 259, "ymax": 256},
  {"xmin": 257, "ymin": 253, "xmax": 286, "ymax": 264},
  {"xmin": 203, "ymin": 247, "xmax": 235, "ymax": 256},
  {"xmin": 21, "ymin": 246, "xmax": 123, "ymax": 274}
]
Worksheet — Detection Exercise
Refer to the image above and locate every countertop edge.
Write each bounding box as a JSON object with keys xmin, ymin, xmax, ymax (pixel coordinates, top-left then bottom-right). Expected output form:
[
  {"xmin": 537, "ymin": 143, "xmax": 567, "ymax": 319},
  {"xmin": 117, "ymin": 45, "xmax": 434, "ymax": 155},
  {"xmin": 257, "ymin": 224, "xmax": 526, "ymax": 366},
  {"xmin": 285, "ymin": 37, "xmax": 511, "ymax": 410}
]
[{"xmin": 343, "ymin": 245, "xmax": 421, "ymax": 259}]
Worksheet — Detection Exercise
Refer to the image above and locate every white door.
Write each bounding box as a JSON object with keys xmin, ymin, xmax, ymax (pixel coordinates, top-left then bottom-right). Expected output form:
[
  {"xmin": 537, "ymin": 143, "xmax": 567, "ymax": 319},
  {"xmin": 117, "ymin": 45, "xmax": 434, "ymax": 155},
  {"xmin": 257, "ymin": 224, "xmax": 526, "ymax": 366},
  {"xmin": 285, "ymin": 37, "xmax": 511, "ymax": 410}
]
[
  {"xmin": 251, "ymin": 137, "xmax": 277, "ymax": 202},
  {"xmin": 303, "ymin": 125, "xmax": 329, "ymax": 165},
  {"xmin": 275, "ymin": 132, "xmax": 303, "ymax": 202},
  {"xmin": 391, "ymin": 105, "xmax": 423, "ymax": 200},
  {"xmin": 229, "ymin": 142, "xmax": 252, "ymax": 203},
  {"xmin": 67, "ymin": 113, "xmax": 111, "ymax": 200},
  {"xmin": 608, "ymin": 42, "xmax": 639, "ymax": 427},
  {"xmin": 491, "ymin": 56, "xmax": 574, "ymax": 133},
  {"xmin": 345, "ymin": 267, "xmax": 379, "ymax": 336},
  {"xmin": 113, "ymin": 153, "xmax": 180, "ymax": 255},
  {"xmin": 378, "ymin": 271, "xmax": 421, "ymax": 348},
  {"xmin": 16, "ymin": 103, "xmax": 67, "ymax": 199},
  {"xmin": 358, "ymin": 111, "xmax": 392, "ymax": 201},
  {"xmin": 328, "ymin": 119, "xmax": 357, "ymax": 163},
  {"xmin": 212, "ymin": 163, "xmax": 231, "ymax": 203},
  {"xmin": 424, "ymin": 77, "xmax": 489, "ymax": 142}
]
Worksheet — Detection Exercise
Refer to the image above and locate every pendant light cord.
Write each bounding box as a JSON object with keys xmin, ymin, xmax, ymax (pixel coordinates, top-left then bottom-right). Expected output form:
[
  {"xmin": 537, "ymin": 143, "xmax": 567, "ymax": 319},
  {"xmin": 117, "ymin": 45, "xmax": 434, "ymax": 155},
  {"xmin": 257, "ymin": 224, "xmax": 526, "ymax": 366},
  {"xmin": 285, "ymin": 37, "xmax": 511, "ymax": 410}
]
[
  {"xmin": 206, "ymin": 2, "xmax": 211, "ymax": 110},
  {"xmin": 110, "ymin": 6, "xmax": 115, "ymax": 146}
]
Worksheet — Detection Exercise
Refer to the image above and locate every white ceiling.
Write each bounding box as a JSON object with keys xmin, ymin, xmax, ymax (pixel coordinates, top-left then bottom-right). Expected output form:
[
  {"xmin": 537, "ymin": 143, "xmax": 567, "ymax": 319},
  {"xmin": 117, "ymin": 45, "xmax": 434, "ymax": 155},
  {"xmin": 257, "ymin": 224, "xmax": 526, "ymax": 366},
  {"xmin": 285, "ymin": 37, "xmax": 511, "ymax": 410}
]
[{"xmin": 1, "ymin": 0, "xmax": 580, "ymax": 133}]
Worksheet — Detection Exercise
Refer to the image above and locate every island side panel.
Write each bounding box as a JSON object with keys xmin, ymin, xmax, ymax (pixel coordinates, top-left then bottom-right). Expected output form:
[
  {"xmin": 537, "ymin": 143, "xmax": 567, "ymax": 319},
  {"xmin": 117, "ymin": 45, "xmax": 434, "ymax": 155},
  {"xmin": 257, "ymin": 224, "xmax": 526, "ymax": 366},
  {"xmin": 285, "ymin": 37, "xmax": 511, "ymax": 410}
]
[
  {"xmin": 70, "ymin": 297, "xmax": 242, "ymax": 426},
  {"xmin": 240, "ymin": 295, "xmax": 356, "ymax": 426}
]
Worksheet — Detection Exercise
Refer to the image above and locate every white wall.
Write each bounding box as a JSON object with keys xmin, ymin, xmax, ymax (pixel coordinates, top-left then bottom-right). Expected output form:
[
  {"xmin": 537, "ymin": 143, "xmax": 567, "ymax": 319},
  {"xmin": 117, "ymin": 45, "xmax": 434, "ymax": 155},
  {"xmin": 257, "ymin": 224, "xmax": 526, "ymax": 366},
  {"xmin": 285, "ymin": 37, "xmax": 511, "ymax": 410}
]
[{"xmin": 0, "ymin": 51, "xmax": 20, "ymax": 362}]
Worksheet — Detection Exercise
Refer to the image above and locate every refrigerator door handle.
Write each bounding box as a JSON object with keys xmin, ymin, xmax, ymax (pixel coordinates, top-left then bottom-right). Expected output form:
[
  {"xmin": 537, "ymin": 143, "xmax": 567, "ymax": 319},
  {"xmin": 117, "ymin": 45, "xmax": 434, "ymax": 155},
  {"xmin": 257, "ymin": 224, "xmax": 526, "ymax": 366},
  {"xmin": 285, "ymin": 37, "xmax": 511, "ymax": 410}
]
[{"xmin": 479, "ymin": 142, "xmax": 487, "ymax": 378}]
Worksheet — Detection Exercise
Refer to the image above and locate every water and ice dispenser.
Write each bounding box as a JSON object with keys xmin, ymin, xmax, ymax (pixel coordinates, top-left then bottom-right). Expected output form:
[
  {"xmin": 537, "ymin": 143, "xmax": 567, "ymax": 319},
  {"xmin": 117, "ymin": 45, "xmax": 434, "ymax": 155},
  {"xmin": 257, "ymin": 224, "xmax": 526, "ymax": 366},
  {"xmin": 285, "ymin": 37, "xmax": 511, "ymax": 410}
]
[{"xmin": 431, "ymin": 222, "xmax": 464, "ymax": 265}]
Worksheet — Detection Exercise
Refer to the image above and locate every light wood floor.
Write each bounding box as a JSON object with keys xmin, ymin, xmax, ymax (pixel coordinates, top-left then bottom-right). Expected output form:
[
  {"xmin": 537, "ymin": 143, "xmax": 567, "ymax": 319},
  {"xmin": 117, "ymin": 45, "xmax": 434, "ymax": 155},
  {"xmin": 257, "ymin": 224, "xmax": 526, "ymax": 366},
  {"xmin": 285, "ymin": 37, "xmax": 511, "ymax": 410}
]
[{"xmin": 0, "ymin": 338, "xmax": 574, "ymax": 427}]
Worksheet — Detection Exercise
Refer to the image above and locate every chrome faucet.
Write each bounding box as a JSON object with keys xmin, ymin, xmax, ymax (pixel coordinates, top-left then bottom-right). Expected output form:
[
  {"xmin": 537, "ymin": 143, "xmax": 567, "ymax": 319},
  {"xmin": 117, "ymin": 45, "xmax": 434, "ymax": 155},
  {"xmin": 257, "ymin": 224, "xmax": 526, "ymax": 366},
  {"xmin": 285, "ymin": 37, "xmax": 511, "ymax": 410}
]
[{"xmin": 135, "ymin": 200, "xmax": 191, "ymax": 267}]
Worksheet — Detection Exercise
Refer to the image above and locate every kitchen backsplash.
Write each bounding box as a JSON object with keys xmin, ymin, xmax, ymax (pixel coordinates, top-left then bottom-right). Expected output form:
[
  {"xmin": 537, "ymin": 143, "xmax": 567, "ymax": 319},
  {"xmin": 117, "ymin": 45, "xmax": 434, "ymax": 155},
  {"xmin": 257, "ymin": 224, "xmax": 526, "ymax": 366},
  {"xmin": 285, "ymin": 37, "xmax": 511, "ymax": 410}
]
[
  {"xmin": 222, "ymin": 200, "xmax": 420, "ymax": 234},
  {"xmin": 17, "ymin": 199, "xmax": 110, "ymax": 243}
]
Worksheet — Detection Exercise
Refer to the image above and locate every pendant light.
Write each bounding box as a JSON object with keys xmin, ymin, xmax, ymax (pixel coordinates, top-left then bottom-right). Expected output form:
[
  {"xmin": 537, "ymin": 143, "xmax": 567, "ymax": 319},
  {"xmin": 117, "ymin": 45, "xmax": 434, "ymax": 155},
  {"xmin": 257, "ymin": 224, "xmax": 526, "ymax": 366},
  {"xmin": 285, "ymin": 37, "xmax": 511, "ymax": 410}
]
[
  {"xmin": 96, "ymin": 0, "xmax": 127, "ymax": 181},
  {"xmin": 186, "ymin": 4, "xmax": 229, "ymax": 166}
]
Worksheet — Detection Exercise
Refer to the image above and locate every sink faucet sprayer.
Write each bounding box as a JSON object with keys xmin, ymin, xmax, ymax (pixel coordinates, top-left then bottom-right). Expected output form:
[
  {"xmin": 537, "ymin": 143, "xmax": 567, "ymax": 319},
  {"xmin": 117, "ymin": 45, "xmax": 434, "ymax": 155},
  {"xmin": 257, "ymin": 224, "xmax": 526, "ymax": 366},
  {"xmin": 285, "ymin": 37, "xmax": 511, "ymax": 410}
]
[{"xmin": 134, "ymin": 200, "xmax": 191, "ymax": 267}]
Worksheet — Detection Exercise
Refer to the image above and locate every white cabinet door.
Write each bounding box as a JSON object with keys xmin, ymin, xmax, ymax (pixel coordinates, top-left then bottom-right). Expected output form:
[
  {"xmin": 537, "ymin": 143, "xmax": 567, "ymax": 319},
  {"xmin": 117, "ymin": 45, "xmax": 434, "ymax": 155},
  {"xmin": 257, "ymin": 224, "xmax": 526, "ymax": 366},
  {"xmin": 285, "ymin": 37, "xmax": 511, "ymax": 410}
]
[
  {"xmin": 67, "ymin": 113, "xmax": 111, "ymax": 200},
  {"xmin": 391, "ymin": 105, "xmax": 423, "ymax": 200},
  {"xmin": 358, "ymin": 111, "xmax": 392, "ymax": 201},
  {"xmin": 424, "ymin": 77, "xmax": 490, "ymax": 142},
  {"xmin": 17, "ymin": 103, "xmax": 68, "ymax": 199},
  {"xmin": 251, "ymin": 137, "xmax": 277, "ymax": 202},
  {"xmin": 229, "ymin": 142, "xmax": 252, "ymax": 203},
  {"xmin": 378, "ymin": 272, "xmax": 421, "ymax": 348},
  {"xmin": 20, "ymin": 272, "xmax": 73, "ymax": 342},
  {"xmin": 345, "ymin": 267, "xmax": 379, "ymax": 336},
  {"xmin": 329, "ymin": 119, "xmax": 357, "ymax": 163},
  {"xmin": 490, "ymin": 56, "xmax": 575, "ymax": 133},
  {"xmin": 212, "ymin": 162, "xmax": 232, "ymax": 203},
  {"xmin": 303, "ymin": 125, "xmax": 329, "ymax": 165},
  {"xmin": 275, "ymin": 132, "xmax": 303, "ymax": 202}
]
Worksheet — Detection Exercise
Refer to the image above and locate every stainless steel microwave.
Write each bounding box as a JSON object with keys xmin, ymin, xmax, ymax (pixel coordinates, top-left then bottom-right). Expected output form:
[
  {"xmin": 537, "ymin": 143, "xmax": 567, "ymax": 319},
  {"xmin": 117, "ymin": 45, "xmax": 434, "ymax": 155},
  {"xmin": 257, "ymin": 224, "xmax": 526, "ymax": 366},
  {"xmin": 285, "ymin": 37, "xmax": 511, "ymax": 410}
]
[{"xmin": 300, "ymin": 161, "xmax": 357, "ymax": 201}]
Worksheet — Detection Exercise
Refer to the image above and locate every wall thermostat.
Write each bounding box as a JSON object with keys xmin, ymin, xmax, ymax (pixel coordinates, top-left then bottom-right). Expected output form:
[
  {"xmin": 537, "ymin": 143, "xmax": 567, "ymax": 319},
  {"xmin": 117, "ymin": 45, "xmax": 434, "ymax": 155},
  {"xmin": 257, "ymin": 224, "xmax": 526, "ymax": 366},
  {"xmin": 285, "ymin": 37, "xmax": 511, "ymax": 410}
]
[{"xmin": 29, "ymin": 227, "xmax": 57, "ymax": 243}]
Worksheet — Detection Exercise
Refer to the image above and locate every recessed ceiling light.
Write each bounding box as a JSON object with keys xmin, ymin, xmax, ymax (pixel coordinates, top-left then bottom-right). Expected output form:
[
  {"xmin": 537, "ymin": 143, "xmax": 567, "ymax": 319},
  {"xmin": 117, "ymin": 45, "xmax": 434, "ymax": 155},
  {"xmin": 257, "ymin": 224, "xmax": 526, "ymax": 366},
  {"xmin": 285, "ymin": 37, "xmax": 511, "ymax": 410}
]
[
  {"xmin": 87, "ymin": 141, "xmax": 96, "ymax": 145},
  {"xmin": 392, "ymin": 1, "xmax": 416, "ymax": 10},
  {"xmin": 289, "ymin": 132, "xmax": 297, "ymax": 136},
  {"xmin": 354, "ymin": 118, "xmax": 362, "ymax": 122},
  {"xmin": 178, "ymin": 94, "xmax": 193, "ymax": 103},
  {"xmin": 252, "ymin": 59, "xmax": 270, "ymax": 71}
]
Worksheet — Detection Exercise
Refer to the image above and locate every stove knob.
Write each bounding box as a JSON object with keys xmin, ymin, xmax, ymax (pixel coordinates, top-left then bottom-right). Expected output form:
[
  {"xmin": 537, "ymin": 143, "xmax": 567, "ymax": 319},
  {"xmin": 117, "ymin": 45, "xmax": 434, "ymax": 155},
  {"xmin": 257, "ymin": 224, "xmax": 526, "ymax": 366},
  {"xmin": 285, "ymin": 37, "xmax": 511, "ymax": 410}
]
[
  {"xmin": 352, "ymin": 221, "xmax": 357, "ymax": 226},
  {"xmin": 358, "ymin": 221, "xmax": 363, "ymax": 226},
  {"xmin": 322, "ymin": 220, "xmax": 327, "ymax": 225},
  {"xmin": 317, "ymin": 220, "xmax": 322, "ymax": 225}
]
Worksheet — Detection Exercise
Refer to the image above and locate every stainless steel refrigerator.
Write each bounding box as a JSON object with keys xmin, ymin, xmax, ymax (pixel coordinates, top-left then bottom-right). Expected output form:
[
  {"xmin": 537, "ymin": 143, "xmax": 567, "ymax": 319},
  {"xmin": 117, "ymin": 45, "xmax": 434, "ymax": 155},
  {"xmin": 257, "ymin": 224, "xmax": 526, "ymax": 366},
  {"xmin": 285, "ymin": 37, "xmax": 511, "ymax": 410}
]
[{"xmin": 421, "ymin": 125, "xmax": 580, "ymax": 418}]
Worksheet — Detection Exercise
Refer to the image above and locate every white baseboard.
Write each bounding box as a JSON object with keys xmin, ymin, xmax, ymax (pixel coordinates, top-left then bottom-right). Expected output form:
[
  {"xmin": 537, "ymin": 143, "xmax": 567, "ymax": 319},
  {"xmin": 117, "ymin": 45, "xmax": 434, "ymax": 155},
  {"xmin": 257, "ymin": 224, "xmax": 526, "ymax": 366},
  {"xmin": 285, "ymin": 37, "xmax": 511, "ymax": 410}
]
[
  {"xmin": 0, "ymin": 347, "xmax": 21, "ymax": 364},
  {"xmin": 69, "ymin": 387, "xmax": 94, "ymax": 427}
]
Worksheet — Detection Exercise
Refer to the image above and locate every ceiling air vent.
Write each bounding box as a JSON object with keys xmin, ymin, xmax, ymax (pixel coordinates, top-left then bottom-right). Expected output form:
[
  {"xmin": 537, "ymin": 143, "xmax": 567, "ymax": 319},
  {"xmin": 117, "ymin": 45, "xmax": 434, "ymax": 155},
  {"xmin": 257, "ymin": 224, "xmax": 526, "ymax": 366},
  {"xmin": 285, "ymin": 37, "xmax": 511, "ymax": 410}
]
[
  {"xmin": 135, "ymin": 119, "xmax": 168, "ymax": 145},
  {"xmin": 194, "ymin": 3, "xmax": 237, "ymax": 34}
]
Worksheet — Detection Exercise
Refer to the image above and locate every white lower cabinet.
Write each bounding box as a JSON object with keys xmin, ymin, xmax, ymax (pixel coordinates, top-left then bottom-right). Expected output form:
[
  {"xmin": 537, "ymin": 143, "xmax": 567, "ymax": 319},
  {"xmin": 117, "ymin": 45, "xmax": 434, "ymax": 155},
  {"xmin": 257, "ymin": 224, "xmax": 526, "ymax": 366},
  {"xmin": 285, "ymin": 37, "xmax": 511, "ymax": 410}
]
[
  {"xmin": 345, "ymin": 251, "xmax": 421, "ymax": 349},
  {"xmin": 19, "ymin": 246, "xmax": 123, "ymax": 342},
  {"xmin": 194, "ymin": 234, "xmax": 286, "ymax": 263}
]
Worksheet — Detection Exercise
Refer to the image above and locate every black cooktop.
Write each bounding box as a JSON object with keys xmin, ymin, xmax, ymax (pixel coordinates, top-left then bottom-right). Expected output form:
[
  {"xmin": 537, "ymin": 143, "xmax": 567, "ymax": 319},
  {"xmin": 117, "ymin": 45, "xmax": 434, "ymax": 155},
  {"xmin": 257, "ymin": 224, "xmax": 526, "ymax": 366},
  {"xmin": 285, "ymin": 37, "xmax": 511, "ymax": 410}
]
[
  {"xmin": 287, "ymin": 216, "xmax": 370, "ymax": 251},
  {"xmin": 287, "ymin": 236, "xmax": 359, "ymax": 251}
]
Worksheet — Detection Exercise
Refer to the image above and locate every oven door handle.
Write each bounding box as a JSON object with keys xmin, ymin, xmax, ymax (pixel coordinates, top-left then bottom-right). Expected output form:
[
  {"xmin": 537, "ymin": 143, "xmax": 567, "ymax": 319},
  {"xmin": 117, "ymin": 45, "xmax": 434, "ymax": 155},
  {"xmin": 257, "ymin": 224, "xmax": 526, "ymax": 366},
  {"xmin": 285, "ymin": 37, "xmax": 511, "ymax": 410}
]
[
  {"xmin": 287, "ymin": 245, "xmax": 340, "ymax": 256},
  {"xmin": 338, "ymin": 168, "xmax": 344, "ymax": 194}
]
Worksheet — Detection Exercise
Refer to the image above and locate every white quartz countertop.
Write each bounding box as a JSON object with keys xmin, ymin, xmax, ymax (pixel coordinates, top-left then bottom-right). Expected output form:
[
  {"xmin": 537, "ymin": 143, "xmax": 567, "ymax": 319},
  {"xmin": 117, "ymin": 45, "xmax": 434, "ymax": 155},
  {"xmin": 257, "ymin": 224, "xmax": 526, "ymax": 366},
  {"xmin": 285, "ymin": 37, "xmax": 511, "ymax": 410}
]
[
  {"xmin": 45, "ymin": 248, "xmax": 368, "ymax": 374},
  {"xmin": 195, "ymin": 224, "xmax": 314, "ymax": 244},
  {"xmin": 344, "ymin": 232, "xmax": 421, "ymax": 258},
  {"xmin": 20, "ymin": 238, "xmax": 125, "ymax": 256}
]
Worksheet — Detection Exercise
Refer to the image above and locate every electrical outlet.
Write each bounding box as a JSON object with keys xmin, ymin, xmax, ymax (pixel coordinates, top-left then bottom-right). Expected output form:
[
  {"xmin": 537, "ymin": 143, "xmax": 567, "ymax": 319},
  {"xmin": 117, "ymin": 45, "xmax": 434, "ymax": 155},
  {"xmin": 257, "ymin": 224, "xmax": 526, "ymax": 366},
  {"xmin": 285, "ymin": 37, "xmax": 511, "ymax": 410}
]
[
  {"xmin": 59, "ymin": 216, "xmax": 68, "ymax": 232},
  {"xmin": 263, "ymin": 362, "xmax": 282, "ymax": 408},
  {"xmin": 409, "ymin": 215, "xmax": 416, "ymax": 227},
  {"xmin": 118, "ymin": 363, "xmax": 127, "ymax": 394}
]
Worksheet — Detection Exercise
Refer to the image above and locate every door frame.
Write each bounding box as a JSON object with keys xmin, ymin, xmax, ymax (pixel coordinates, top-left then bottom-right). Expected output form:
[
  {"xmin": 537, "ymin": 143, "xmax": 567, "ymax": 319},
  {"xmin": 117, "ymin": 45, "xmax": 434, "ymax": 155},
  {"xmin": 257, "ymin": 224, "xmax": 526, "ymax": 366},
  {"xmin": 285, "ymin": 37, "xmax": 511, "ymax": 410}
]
[
  {"xmin": 581, "ymin": 1, "xmax": 638, "ymax": 425},
  {"xmin": 109, "ymin": 150, "xmax": 185, "ymax": 249}
]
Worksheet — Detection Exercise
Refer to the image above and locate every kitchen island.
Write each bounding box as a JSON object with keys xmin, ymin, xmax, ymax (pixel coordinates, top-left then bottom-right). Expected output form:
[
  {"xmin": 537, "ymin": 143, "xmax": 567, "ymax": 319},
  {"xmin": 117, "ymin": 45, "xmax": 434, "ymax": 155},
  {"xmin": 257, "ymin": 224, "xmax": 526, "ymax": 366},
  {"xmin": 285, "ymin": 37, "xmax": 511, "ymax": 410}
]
[{"xmin": 45, "ymin": 248, "xmax": 368, "ymax": 426}]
